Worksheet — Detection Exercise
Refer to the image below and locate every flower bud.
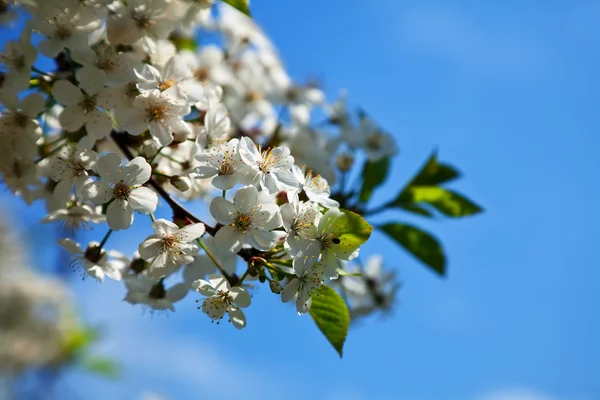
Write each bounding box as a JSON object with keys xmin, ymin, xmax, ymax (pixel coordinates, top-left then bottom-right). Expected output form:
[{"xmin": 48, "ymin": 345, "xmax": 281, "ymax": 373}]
[
  {"xmin": 269, "ymin": 280, "xmax": 282, "ymax": 294},
  {"xmin": 336, "ymin": 153, "xmax": 354, "ymax": 172},
  {"xmin": 170, "ymin": 175, "xmax": 190, "ymax": 192},
  {"xmin": 142, "ymin": 143, "xmax": 159, "ymax": 159}
]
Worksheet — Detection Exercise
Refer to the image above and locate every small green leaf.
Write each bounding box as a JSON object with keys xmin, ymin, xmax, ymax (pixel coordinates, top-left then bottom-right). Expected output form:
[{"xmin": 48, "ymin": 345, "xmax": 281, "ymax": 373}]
[
  {"xmin": 379, "ymin": 223, "xmax": 446, "ymax": 276},
  {"xmin": 409, "ymin": 152, "xmax": 460, "ymax": 186},
  {"xmin": 80, "ymin": 356, "xmax": 120, "ymax": 379},
  {"xmin": 222, "ymin": 0, "xmax": 251, "ymax": 16},
  {"xmin": 403, "ymin": 186, "xmax": 483, "ymax": 217},
  {"xmin": 309, "ymin": 285, "xmax": 350, "ymax": 357},
  {"xmin": 330, "ymin": 209, "xmax": 373, "ymax": 259},
  {"xmin": 337, "ymin": 269, "xmax": 362, "ymax": 277},
  {"xmin": 394, "ymin": 202, "xmax": 434, "ymax": 218},
  {"xmin": 359, "ymin": 157, "xmax": 390, "ymax": 202},
  {"xmin": 170, "ymin": 35, "xmax": 197, "ymax": 51}
]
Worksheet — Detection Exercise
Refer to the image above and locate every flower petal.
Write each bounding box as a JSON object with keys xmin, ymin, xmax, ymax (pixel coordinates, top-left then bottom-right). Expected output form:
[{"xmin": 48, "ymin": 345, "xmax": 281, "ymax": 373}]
[
  {"xmin": 82, "ymin": 180, "xmax": 113, "ymax": 204},
  {"xmin": 209, "ymin": 197, "xmax": 236, "ymax": 225},
  {"xmin": 233, "ymin": 185, "xmax": 258, "ymax": 214},
  {"xmin": 281, "ymin": 278, "xmax": 300, "ymax": 303},
  {"xmin": 58, "ymin": 238, "xmax": 83, "ymax": 255},
  {"xmin": 175, "ymin": 223, "xmax": 205, "ymax": 242},
  {"xmin": 51, "ymin": 80, "xmax": 83, "ymax": 107},
  {"xmin": 122, "ymin": 157, "xmax": 151, "ymax": 186},
  {"xmin": 96, "ymin": 153, "xmax": 122, "ymax": 184},
  {"xmin": 229, "ymin": 287, "xmax": 250, "ymax": 308},
  {"xmin": 228, "ymin": 307, "xmax": 247, "ymax": 329},
  {"xmin": 58, "ymin": 105, "xmax": 86, "ymax": 132},
  {"xmin": 128, "ymin": 187, "xmax": 157, "ymax": 214},
  {"xmin": 213, "ymin": 225, "xmax": 244, "ymax": 253},
  {"xmin": 138, "ymin": 236, "xmax": 163, "ymax": 260},
  {"xmin": 107, "ymin": 199, "xmax": 133, "ymax": 231}
]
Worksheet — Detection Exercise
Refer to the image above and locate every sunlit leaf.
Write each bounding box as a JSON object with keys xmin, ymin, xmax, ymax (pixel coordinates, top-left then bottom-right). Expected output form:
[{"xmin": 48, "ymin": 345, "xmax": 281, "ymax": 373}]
[
  {"xmin": 359, "ymin": 157, "xmax": 390, "ymax": 202},
  {"xmin": 309, "ymin": 285, "xmax": 350, "ymax": 357},
  {"xmin": 337, "ymin": 269, "xmax": 362, "ymax": 277},
  {"xmin": 80, "ymin": 356, "xmax": 120, "ymax": 379},
  {"xmin": 379, "ymin": 223, "xmax": 446, "ymax": 276},
  {"xmin": 409, "ymin": 151, "xmax": 460, "ymax": 186},
  {"xmin": 330, "ymin": 209, "xmax": 373, "ymax": 259},
  {"xmin": 401, "ymin": 186, "xmax": 483, "ymax": 217},
  {"xmin": 222, "ymin": 0, "xmax": 251, "ymax": 16}
]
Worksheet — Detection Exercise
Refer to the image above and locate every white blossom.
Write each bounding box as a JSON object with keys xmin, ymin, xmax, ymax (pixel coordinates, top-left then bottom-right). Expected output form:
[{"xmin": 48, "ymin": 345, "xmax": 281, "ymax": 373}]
[
  {"xmin": 124, "ymin": 275, "xmax": 188, "ymax": 311},
  {"xmin": 82, "ymin": 153, "xmax": 157, "ymax": 230},
  {"xmin": 194, "ymin": 138, "xmax": 248, "ymax": 190},
  {"xmin": 49, "ymin": 135, "xmax": 98, "ymax": 204},
  {"xmin": 51, "ymin": 68, "xmax": 115, "ymax": 140},
  {"xmin": 58, "ymin": 238, "xmax": 126, "ymax": 282},
  {"xmin": 193, "ymin": 274, "xmax": 250, "ymax": 329},
  {"xmin": 210, "ymin": 185, "xmax": 282, "ymax": 253},
  {"xmin": 238, "ymin": 136, "xmax": 298, "ymax": 194},
  {"xmin": 116, "ymin": 87, "xmax": 191, "ymax": 146},
  {"xmin": 138, "ymin": 219, "xmax": 205, "ymax": 278}
]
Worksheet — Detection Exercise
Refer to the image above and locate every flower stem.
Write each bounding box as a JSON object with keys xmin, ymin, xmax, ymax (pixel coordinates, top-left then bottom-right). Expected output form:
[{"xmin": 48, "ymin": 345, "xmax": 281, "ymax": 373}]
[
  {"xmin": 35, "ymin": 139, "xmax": 67, "ymax": 164},
  {"xmin": 221, "ymin": 189, "xmax": 226, "ymax": 198},
  {"xmin": 148, "ymin": 146, "xmax": 165, "ymax": 164},
  {"xmin": 99, "ymin": 229, "xmax": 113, "ymax": 249},
  {"xmin": 237, "ymin": 268, "xmax": 250, "ymax": 285},
  {"xmin": 149, "ymin": 213, "xmax": 156, "ymax": 222},
  {"xmin": 196, "ymin": 238, "xmax": 231, "ymax": 279}
]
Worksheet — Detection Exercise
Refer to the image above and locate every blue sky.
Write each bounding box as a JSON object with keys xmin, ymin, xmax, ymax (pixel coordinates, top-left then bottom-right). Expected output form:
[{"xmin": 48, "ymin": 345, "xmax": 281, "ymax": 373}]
[{"xmin": 3, "ymin": 1, "xmax": 600, "ymax": 399}]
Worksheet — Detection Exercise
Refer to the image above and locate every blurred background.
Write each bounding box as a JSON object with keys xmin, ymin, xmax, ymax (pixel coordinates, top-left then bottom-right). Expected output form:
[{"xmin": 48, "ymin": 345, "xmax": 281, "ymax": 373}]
[{"xmin": 2, "ymin": 0, "xmax": 600, "ymax": 399}]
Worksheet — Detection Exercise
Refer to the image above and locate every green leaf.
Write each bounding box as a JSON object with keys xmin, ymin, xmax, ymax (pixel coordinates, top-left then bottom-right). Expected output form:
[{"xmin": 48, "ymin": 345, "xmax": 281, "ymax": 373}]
[
  {"xmin": 222, "ymin": 0, "xmax": 251, "ymax": 16},
  {"xmin": 337, "ymin": 269, "xmax": 362, "ymax": 277},
  {"xmin": 379, "ymin": 223, "xmax": 446, "ymax": 276},
  {"xmin": 170, "ymin": 35, "xmax": 197, "ymax": 51},
  {"xmin": 359, "ymin": 157, "xmax": 390, "ymax": 202},
  {"xmin": 330, "ymin": 209, "xmax": 373, "ymax": 259},
  {"xmin": 409, "ymin": 151, "xmax": 460, "ymax": 186},
  {"xmin": 403, "ymin": 186, "xmax": 483, "ymax": 217},
  {"xmin": 395, "ymin": 202, "xmax": 434, "ymax": 218},
  {"xmin": 80, "ymin": 356, "xmax": 120, "ymax": 379},
  {"xmin": 309, "ymin": 285, "xmax": 350, "ymax": 357}
]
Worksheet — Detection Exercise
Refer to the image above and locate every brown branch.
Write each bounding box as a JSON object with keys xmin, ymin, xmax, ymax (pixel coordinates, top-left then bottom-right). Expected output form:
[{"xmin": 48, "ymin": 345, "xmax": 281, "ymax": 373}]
[{"xmin": 109, "ymin": 131, "xmax": 259, "ymax": 263}]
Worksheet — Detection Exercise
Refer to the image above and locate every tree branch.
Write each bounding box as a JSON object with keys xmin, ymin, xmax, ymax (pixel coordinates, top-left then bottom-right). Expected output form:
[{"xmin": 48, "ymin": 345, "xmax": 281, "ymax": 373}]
[{"xmin": 109, "ymin": 131, "xmax": 259, "ymax": 264}]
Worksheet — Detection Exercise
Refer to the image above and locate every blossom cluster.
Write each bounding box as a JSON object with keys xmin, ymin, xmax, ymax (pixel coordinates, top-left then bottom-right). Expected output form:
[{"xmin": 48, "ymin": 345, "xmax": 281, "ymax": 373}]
[{"xmin": 0, "ymin": 0, "xmax": 399, "ymax": 331}]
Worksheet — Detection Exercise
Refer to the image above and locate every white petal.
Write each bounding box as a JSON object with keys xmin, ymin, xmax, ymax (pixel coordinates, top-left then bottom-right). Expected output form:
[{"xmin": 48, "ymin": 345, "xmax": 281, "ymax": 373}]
[
  {"xmin": 229, "ymin": 287, "xmax": 250, "ymax": 308},
  {"xmin": 82, "ymin": 180, "xmax": 113, "ymax": 204},
  {"xmin": 228, "ymin": 307, "xmax": 246, "ymax": 329},
  {"xmin": 122, "ymin": 157, "xmax": 151, "ymax": 186},
  {"xmin": 166, "ymin": 283, "xmax": 189, "ymax": 303},
  {"xmin": 107, "ymin": 199, "xmax": 134, "ymax": 231},
  {"xmin": 209, "ymin": 197, "xmax": 236, "ymax": 225},
  {"xmin": 58, "ymin": 238, "xmax": 83, "ymax": 255},
  {"xmin": 96, "ymin": 153, "xmax": 122, "ymax": 184},
  {"xmin": 58, "ymin": 106, "xmax": 86, "ymax": 132},
  {"xmin": 85, "ymin": 109, "xmax": 113, "ymax": 140},
  {"xmin": 152, "ymin": 219, "xmax": 179, "ymax": 236},
  {"xmin": 76, "ymin": 67, "xmax": 105, "ymax": 96},
  {"xmin": 207, "ymin": 274, "xmax": 230, "ymax": 291},
  {"xmin": 281, "ymin": 278, "xmax": 300, "ymax": 303},
  {"xmin": 21, "ymin": 93, "xmax": 46, "ymax": 116},
  {"xmin": 117, "ymin": 107, "xmax": 148, "ymax": 135},
  {"xmin": 128, "ymin": 187, "xmax": 157, "ymax": 214},
  {"xmin": 149, "ymin": 121, "xmax": 173, "ymax": 146},
  {"xmin": 247, "ymin": 228, "xmax": 277, "ymax": 251},
  {"xmin": 175, "ymin": 223, "xmax": 205, "ymax": 242},
  {"xmin": 51, "ymin": 80, "xmax": 83, "ymax": 106},
  {"xmin": 53, "ymin": 176, "xmax": 74, "ymax": 204},
  {"xmin": 138, "ymin": 236, "xmax": 163, "ymax": 260},
  {"xmin": 234, "ymin": 185, "xmax": 258, "ymax": 214},
  {"xmin": 213, "ymin": 225, "xmax": 244, "ymax": 253}
]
